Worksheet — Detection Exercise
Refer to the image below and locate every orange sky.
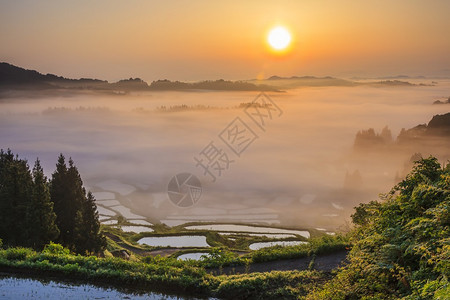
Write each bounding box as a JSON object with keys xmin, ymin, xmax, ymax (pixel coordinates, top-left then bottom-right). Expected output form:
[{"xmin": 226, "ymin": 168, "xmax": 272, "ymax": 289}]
[{"xmin": 1, "ymin": 0, "xmax": 449, "ymax": 81}]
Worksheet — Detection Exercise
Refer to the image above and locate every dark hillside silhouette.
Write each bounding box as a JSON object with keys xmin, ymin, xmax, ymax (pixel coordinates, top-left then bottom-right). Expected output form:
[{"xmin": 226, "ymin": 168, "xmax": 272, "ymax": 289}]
[{"xmin": 0, "ymin": 62, "xmax": 278, "ymax": 92}]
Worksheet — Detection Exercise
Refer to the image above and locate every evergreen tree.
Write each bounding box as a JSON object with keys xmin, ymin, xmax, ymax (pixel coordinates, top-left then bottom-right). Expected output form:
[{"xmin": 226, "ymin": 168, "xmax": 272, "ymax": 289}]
[
  {"xmin": 51, "ymin": 155, "xmax": 105, "ymax": 254},
  {"xmin": 51, "ymin": 155, "xmax": 85, "ymax": 251},
  {"xmin": 27, "ymin": 159, "xmax": 59, "ymax": 249},
  {"xmin": 1, "ymin": 150, "xmax": 105, "ymax": 254},
  {"xmin": 0, "ymin": 149, "xmax": 33, "ymax": 246},
  {"xmin": 74, "ymin": 191, "xmax": 106, "ymax": 254},
  {"xmin": 50, "ymin": 154, "xmax": 74, "ymax": 248},
  {"xmin": 0, "ymin": 150, "xmax": 15, "ymax": 245}
]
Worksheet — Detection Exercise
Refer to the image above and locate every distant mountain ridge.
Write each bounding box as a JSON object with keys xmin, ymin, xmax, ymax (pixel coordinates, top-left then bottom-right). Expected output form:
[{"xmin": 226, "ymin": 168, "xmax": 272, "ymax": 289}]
[
  {"xmin": 0, "ymin": 62, "xmax": 107, "ymax": 85},
  {"xmin": 0, "ymin": 62, "xmax": 278, "ymax": 92},
  {"xmin": 0, "ymin": 62, "xmax": 432, "ymax": 93},
  {"xmin": 249, "ymin": 74, "xmax": 430, "ymax": 89},
  {"xmin": 266, "ymin": 75, "xmax": 335, "ymax": 80}
]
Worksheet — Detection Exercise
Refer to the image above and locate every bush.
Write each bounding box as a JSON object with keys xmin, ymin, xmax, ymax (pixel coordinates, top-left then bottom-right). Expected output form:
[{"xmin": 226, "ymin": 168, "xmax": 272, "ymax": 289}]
[
  {"xmin": 42, "ymin": 242, "xmax": 70, "ymax": 255},
  {"xmin": 251, "ymin": 234, "xmax": 349, "ymax": 263},
  {"xmin": 308, "ymin": 157, "xmax": 450, "ymax": 299},
  {"xmin": 214, "ymin": 270, "xmax": 328, "ymax": 299},
  {"xmin": 199, "ymin": 248, "xmax": 247, "ymax": 268},
  {"xmin": 4, "ymin": 247, "xmax": 35, "ymax": 261}
]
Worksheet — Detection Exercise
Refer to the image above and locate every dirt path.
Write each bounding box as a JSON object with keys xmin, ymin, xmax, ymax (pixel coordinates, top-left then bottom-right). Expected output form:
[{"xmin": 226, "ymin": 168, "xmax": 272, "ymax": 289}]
[
  {"xmin": 208, "ymin": 251, "xmax": 348, "ymax": 275},
  {"xmin": 104, "ymin": 232, "xmax": 154, "ymax": 256},
  {"xmin": 145, "ymin": 248, "xmax": 181, "ymax": 257}
]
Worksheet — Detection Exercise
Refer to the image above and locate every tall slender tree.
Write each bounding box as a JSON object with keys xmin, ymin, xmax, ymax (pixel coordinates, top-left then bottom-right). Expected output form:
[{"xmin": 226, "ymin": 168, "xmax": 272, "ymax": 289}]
[
  {"xmin": 50, "ymin": 154, "xmax": 74, "ymax": 248},
  {"xmin": 51, "ymin": 155, "xmax": 105, "ymax": 253},
  {"xmin": 1, "ymin": 150, "xmax": 104, "ymax": 254},
  {"xmin": 74, "ymin": 191, "xmax": 106, "ymax": 254},
  {"xmin": 27, "ymin": 159, "xmax": 59, "ymax": 249},
  {"xmin": 0, "ymin": 149, "xmax": 33, "ymax": 246},
  {"xmin": 0, "ymin": 150, "xmax": 15, "ymax": 245}
]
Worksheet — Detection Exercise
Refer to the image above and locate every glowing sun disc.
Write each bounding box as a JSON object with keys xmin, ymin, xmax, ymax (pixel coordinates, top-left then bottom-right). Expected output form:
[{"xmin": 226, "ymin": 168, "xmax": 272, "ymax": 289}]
[{"xmin": 268, "ymin": 26, "xmax": 291, "ymax": 50}]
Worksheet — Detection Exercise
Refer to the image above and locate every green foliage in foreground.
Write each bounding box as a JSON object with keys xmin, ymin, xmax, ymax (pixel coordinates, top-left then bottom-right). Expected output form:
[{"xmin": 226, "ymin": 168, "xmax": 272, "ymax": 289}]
[
  {"xmin": 0, "ymin": 242, "xmax": 327, "ymax": 299},
  {"xmin": 308, "ymin": 157, "xmax": 449, "ymax": 299},
  {"xmin": 166, "ymin": 234, "xmax": 348, "ymax": 269},
  {"xmin": 197, "ymin": 247, "xmax": 249, "ymax": 268},
  {"xmin": 251, "ymin": 234, "xmax": 349, "ymax": 263},
  {"xmin": 1, "ymin": 157, "xmax": 447, "ymax": 299},
  {"xmin": 213, "ymin": 270, "xmax": 330, "ymax": 299}
]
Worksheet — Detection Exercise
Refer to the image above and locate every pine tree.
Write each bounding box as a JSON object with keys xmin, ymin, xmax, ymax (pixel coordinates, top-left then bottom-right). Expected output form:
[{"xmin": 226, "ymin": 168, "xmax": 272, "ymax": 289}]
[
  {"xmin": 27, "ymin": 159, "xmax": 59, "ymax": 249},
  {"xmin": 0, "ymin": 149, "xmax": 33, "ymax": 246},
  {"xmin": 50, "ymin": 154, "xmax": 85, "ymax": 250},
  {"xmin": 50, "ymin": 154, "xmax": 105, "ymax": 254},
  {"xmin": 0, "ymin": 150, "xmax": 15, "ymax": 245},
  {"xmin": 1, "ymin": 151, "xmax": 105, "ymax": 254},
  {"xmin": 74, "ymin": 191, "xmax": 106, "ymax": 254},
  {"xmin": 50, "ymin": 154, "xmax": 73, "ymax": 248}
]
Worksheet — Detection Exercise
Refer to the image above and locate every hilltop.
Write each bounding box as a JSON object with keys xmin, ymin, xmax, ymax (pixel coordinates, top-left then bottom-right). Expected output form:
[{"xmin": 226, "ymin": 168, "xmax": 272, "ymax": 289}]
[
  {"xmin": 248, "ymin": 74, "xmax": 429, "ymax": 89},
  {"xmin": 354, "ymin": 112, "xmax": 450, "ymax": 151},
  {"xmin": 1, "ymin": 62, "xmax": 431, "ymax": 95},
  {"xmin": 0, "ymin": 62, "xmax": 278, "ymax": 93}
]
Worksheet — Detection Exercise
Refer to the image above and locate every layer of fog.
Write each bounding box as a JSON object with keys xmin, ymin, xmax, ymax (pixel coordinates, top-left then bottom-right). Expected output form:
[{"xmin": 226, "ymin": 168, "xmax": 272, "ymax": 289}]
[{"xmin": 1, "ymin": 83, "xmax": 449, "ymax": 230}]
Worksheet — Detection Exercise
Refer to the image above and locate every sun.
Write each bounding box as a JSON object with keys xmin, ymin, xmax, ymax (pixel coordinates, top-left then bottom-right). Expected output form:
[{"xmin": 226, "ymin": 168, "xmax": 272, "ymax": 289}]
[{"xmin": 267, "ymin": 26, "xmax": 291, "ymax": 51}]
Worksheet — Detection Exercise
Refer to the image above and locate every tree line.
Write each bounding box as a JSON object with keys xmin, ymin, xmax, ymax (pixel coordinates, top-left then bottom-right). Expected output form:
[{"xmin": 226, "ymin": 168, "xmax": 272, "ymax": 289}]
[{"xmin": 0, "ymin": 149, "xmax": 105, "ymax": 254}]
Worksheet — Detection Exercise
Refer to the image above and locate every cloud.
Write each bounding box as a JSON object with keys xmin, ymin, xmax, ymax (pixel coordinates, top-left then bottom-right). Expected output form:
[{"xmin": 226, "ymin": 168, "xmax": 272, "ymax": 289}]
[{"xmin": 1, "ymin": 86, "xmax": 448, "ymax": 229}]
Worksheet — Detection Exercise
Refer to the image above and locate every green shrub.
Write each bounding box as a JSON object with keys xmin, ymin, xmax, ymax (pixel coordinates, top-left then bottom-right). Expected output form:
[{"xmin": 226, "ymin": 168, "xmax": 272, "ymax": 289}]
[
  {"xmin": 200, "ymin": 248, "xmax": 247, "ymax": 268},
  {"xmin": 308, "ymin": 157, "xmax": 450, "ymax": 299},
  {"xmin": 214, "ymin": 270, "xmax": 328, "ymax": 299},
  {"xmin": 309, "ymin": 234, "xmax": 349, "ymax": 255},
  {"xmin": 251, "ymin": 234, "xmax": 349, "ymax": 263},
  {"xmin": 4, "ymin": 247, "xmax": 35, "ymax": 261},
  {"xmin": 42, "ymin": 242, "xmax": 70, "ymax": 255}
]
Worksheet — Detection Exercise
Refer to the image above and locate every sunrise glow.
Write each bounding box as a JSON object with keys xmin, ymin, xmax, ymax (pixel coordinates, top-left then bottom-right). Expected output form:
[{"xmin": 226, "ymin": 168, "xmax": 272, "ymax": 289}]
[{"xmin": 267, "ymin": 26, "xmax": 291, "ymax": 52}]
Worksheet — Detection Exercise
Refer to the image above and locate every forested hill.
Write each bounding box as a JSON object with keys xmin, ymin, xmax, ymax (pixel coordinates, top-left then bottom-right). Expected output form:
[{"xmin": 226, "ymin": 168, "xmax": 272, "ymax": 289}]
[
  {"xmin": 0, "ymin": 62, "xmax": 278, "ymax": 92},
  {"xmin": 0, "ymin": 62, "xmax": 108, "ymax": 89}
]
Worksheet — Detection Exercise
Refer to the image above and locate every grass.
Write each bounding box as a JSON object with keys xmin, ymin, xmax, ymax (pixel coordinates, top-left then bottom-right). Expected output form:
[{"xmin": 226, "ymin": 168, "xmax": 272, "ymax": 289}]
[
  {"xmin": 2, "ymin": 231, "xmax": 347, "ymax": 298},
  {"xmin": 126, "ymin": 222, "xmax": 314, "ymax": 252},
  {"xmin": 0, "ymin": 245, "xmax": 210, "ymax": 296},
  {"xmin": 0, "ymin": 243, "xmax": 336, "ymax": 299},
  {"xmin": 240, "ymin": 234, "xmax": 349, "ymax": 264},
  {"xmin": 102, "ymin": 221, "xmax": 349, "ymax": 268},
  {"xmin": 2, "ymin": 223, "xmax": 347, "ymax": 298},
  {"xmin": 213, "ymin": 270, "xmax": 332, "ymax": 299}
]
